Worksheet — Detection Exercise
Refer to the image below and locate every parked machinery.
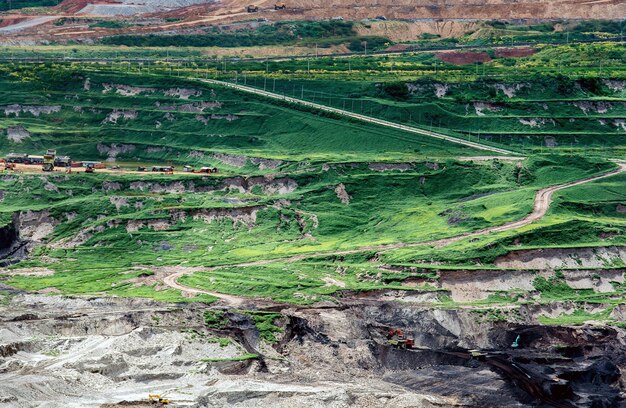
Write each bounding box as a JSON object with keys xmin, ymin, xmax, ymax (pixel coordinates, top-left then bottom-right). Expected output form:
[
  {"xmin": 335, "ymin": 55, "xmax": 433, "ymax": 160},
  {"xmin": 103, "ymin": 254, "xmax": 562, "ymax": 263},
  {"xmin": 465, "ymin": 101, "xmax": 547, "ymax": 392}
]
[
  {"xmin": 275, "ymin": 3, "xmax": 286, "ymax": 9},
  {"xmin": 387, "ymin": 328, "xmax": 414, "ymax": 349},
  {"xmin": 54, "ymin": 155, "xmax": 71, "ymax": 168},
  {"xmin": 42, "ymin": 149, "xmax": 56, "ymax": 172},
  {"xmin": 5, "ymin": 153, "xmax": 28, "ymax": 164},
  {"xmin": 2, "ymin": 162, "xmax": 16, "ymax": 171},
  {"xmin": 196, "ymin": 167, "xmax": 219, "ymax": 174},
  {"xmin": 148, "ymin": 394, "xmax": 171, "ymax": 405},
  {"xmin": 152, "ymin": 166, "xmax": 174, "ymax": 174},
  {"xmin": 247, "ymin": 4, "xmax": 259, "ymax": 12}
]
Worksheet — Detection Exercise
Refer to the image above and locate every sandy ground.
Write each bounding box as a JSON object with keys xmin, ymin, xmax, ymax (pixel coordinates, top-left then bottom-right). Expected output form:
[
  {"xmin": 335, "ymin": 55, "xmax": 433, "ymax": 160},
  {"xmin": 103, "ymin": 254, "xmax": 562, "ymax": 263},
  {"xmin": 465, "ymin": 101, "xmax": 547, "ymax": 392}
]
[{"xmin": 0, "ymin": 16, "xmax": 58, "ymax": 34}]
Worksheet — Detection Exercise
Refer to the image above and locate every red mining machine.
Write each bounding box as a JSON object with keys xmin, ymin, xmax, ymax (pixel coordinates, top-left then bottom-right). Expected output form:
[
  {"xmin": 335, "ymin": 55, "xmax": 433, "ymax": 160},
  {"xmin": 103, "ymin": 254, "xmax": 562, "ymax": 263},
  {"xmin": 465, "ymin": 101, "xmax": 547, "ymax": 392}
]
[{"xmin": 387, "ymin": 328, "xmax": 414, "ymax": 349}]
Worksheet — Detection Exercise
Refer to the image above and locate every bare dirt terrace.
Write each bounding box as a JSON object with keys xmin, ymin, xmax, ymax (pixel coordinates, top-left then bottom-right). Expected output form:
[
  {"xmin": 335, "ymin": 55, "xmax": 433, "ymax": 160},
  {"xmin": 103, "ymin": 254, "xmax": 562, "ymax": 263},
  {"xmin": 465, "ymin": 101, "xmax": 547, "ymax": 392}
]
[{"xmin": 0, "ymin": 0, "xmax": 623, "ymax": 43}]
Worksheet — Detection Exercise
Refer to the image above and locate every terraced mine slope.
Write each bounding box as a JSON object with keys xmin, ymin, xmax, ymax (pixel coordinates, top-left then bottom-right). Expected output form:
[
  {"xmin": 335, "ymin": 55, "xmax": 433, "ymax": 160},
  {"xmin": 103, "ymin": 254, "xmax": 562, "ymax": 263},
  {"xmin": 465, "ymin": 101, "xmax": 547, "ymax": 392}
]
[{"xmin": 0, "ymin": 23, "xmax": 625, "ymax": 408}]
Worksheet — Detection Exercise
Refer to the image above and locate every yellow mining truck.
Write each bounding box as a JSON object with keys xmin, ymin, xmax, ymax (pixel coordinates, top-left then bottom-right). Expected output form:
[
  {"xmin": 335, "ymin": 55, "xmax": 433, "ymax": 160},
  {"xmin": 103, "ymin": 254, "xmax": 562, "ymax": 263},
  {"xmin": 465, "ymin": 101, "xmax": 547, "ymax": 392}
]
[{"xmin": 42, "ymin": 149, "xmax": 56, "ymax": 172}]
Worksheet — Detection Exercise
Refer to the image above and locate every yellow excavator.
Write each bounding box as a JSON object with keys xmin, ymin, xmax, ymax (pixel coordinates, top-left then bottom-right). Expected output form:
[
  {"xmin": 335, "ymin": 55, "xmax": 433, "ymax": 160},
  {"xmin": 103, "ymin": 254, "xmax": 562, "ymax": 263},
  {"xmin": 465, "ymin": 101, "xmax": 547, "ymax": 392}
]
[
  {"xmin": 149, "ymin": 394, "xmax": 171, "ymax": 405},
  {"xmin": 246, "ymin": 4, "xmax": 259, "ymax": 12}
]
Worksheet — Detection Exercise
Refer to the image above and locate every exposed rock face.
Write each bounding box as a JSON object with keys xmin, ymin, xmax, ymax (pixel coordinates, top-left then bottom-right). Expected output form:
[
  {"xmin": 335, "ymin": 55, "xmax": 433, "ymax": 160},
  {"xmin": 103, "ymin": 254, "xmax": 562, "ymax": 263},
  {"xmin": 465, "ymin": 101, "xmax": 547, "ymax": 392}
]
[
  {"xmin": 222, "ymin": 176, "xmax": 297, "ymax": 195},
  {"xmin": 164, "ymin": 87, "xmax": 202, "ymax": 99},
  {"xmin": 14, "ymin": 210, "xmax": 57, "ymax": 242},
  {"xmin": 102, "ymin": 110, "xmax": 138, "ymax": 124},
  {"xmin": 102, "ymin": 83, "xmax": 157, "ymax": 96},
  {"xmin": 129, "ymin": 181, "xmax": 195, "ymax": 193},
  {"xmin": 6, "ymin": 125, "xmax": 30, "ymax": 143},
  {"xmin": 473, "ymin": 102, "xmax": 502, "ymax": 116},
  {"xmin": 109, "ymin": 196, "xmax": 129, "ymax": 210},
  {"xmin": 102, "ymin": 181, "xmax": 122, "ymax": 192},
  {"xmin": 495, "ymin": 247, "xmax": 626, "ymax": 269},
  {"xmin": 572, "ymin": 101, "xmax": 612, "ymax": 115},
  {"xmin": 434, "ymin": 83, "xmax": 449, "ymax": 98},
  {"xmin": 335, "ymin": 183, "xmax": 350, "ymax": 204},
  {"xmin": 494, "ymin": 83, "xmax": 527, "ymax": 98},
  {"xmin": 184, "ymin": 206, "xmax": 261, "ymax": 229},
  {"xmin": 159, "ymin": 101, "xmax": 223, "ymax": 112},
  {"xmin": 2, "ymin": 104, "xmax": 61, "ymax": 117},
  {"xmin": 97, "ymin": 143, "xmax": 136, "ymax": 159},
  {"xmin": 1, "ymin": 285, "xmax": 626, "ymax": 407},
  {"xmin": 250, "ymin": 158, "xmax": 283, "ymax": 170},
  {"xmin": 213, "ymin": 153, "xmax": 247, "ymax": 168},
  {"xmin": 437, "ymin": 268, "xmax": 625, "ymax": 302},
  {"xmin": 368, "ymin": 163, "xmax": 413, "ymax": 172},
  {"xmin": 603, "ymin": 80, "xmax": 626, "ymax": 92},
  {"xmin": 518, "ymin": 118, "xmax": 555, "ymax": 128}
]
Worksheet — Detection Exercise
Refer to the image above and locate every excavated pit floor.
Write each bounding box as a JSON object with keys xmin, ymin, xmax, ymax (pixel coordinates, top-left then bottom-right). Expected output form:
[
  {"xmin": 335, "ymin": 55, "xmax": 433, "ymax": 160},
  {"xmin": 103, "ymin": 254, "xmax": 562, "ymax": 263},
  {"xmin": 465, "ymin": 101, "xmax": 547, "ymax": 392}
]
[{"xmin": 0, "ymin": 289, "xmax": 625, "ymax": 407}]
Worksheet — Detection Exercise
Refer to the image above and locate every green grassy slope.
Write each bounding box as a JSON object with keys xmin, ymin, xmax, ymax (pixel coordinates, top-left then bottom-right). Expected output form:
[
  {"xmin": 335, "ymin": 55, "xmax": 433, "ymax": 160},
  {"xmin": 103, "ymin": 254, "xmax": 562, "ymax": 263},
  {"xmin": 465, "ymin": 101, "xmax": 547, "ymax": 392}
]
[
  {"xmin": 2, "ymin": 154, "xmax": 620, "ymax": 304},
  {"xmin": 0, "ymin": 64, "xmax": 481, "ymax": 163},
  {"xmin": 0, "ymin": 38, "xmax": 624, "ymax": 319}
]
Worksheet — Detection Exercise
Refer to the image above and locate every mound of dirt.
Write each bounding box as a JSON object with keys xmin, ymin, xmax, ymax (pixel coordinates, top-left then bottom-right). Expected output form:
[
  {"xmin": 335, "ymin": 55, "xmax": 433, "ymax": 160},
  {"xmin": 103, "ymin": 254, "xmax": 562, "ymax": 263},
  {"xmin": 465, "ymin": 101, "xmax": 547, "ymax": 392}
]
[{"xmin": 436, "ymin": 51, "xmax": 490, "ymax": 65}]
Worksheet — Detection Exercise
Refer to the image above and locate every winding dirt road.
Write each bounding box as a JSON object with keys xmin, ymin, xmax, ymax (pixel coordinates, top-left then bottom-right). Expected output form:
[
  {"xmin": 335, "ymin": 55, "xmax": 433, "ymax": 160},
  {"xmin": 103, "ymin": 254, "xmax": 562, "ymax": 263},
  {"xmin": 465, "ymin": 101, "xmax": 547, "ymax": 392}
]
[{"xmin": 163, "ymin": 162, "xmax": 626, "ymax": 304}]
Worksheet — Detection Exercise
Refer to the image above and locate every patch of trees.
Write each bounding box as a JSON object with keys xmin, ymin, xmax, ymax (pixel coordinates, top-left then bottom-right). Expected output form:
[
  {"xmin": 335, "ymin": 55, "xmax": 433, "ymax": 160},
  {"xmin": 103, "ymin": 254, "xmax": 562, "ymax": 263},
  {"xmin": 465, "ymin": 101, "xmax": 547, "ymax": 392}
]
[
  {"xmin": 0, "ymin": 0, "xmax": 62, "ymax": 11},
  {"xmin": 100, "ymin": 21, "xmax": 389, "ymax": 51}
]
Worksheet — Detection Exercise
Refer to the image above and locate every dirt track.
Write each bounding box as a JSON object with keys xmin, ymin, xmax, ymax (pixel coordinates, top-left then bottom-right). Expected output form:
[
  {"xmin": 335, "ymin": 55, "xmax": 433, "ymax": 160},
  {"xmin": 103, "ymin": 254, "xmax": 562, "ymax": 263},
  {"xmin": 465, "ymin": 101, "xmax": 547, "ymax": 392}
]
[
  {"xmin": 3, "ymin": 163, "xmax": 216, "ymax": 177},
  {"xmin": 163, "ymin": 161, "xmax": 626, "ymax": 304}
]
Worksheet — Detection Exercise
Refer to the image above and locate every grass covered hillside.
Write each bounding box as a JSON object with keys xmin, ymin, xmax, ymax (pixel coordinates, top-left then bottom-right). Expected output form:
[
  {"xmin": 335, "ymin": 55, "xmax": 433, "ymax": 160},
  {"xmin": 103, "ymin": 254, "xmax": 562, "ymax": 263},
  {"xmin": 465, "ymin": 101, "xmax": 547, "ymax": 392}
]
[
  {"xmin": 0, "ymin": 63, "xmax": 481, "ymax": 164},
  {"xmin": 1, "ymin": 154, "xmax": 622, "ymax": 306},
  {"xmin": 0, "ymin": 38, "xmax": 625, "ymax": 324}
]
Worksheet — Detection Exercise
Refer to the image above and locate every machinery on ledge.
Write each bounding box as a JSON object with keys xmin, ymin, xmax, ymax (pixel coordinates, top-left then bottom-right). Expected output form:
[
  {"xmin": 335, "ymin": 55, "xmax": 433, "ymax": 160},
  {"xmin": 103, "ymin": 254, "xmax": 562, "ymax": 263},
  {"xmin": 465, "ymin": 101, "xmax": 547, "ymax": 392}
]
[
  {"xmin": 182, "ymin": 166, "xmax": 219, "ymax": 174},
  {"xmin": 152, "ymin": 165, "xmax": 174, "ymax": 174},
  {"xmin": 42, "ymin": 149, "xmax": 56, "ymax": 172},
  {"xmin": 148, "ymin": 394, "xmax": 171, "ymax": 405},
  {"xmin": 3, "ymin": 151, "xmax": 219, "ymax": 175},
  {"xmin": 387, "ymin": 328, "xmax": 414, "ymax": 349}
]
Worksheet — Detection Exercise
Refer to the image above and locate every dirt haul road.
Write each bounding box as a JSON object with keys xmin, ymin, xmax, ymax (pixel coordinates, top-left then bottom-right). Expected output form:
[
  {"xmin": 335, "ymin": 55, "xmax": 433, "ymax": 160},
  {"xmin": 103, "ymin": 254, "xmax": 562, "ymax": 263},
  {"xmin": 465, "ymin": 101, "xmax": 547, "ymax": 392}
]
[
  {"xmin": 164, "ymin": 162, "xmax": 626, "ymax": 304},
  {"xmin": 4, "ymin": 163, "xmax": 215, "ymax": 177},
  {"xmin": 198, "ymin": 78, "xmax": 518, "ymax": 156}
]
